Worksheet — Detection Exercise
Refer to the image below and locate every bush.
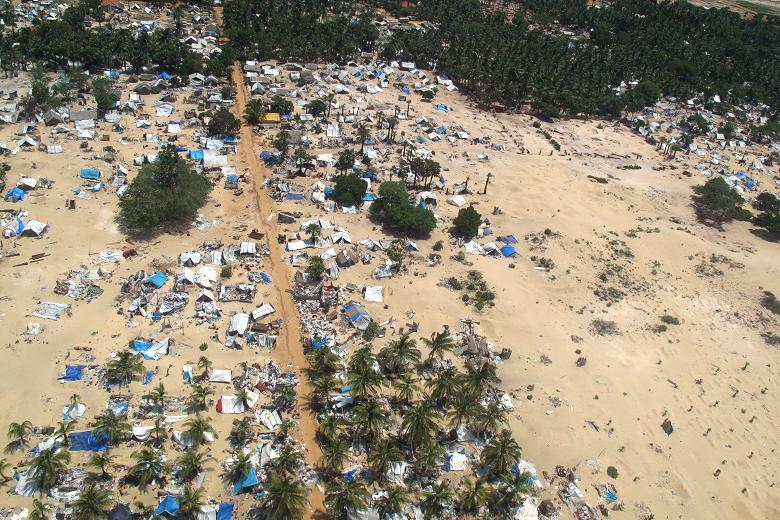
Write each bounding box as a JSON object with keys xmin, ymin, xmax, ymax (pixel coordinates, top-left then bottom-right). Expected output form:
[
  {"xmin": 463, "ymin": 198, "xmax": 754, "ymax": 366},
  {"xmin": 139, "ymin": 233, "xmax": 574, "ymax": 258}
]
[
  {"xmin": 692, "ymin": 177, "xmax": 744, "ymax": 225},
  {"xmin": 660, "ymin": 315, "xmax": 680, "ymax": 325},
  {"xmin": 332, "ymin": 174, "xmax": 367, "ymax": 207},
  {"xmin": 370, "ymin": 181, "xmax": 436, "ymax": 236},
  {"xmin": 432, "ymin": 240, "xmax": 443, "ymax": 252},
  {"xmin": 761, "ymin": 332, "xmax": 780, "ymax": 345},
  {"xmin": 453, "ymin": 206, "xmax": 482, "ymax": 239},
  {"xmin": 607, "ymin": 466, "xmax": 619, "ymax": 479},
  {"xmin": 307, "ymin": 257, "xmax": 325, "ymax": 279},
  {"xmin": 473, "ymin": 290, "xmax": 496, "ymax": 310},
  {"xmin": 220, "ymin": 265, "xmax": 232, "ymax": 278},
  {"xmin": 119, "ymin": 147, "xmax": 211, "ymax": 231},
  {"xmin": 306, "ymin": 98, "xmax": 327, "ymax": 116},
  {"xmin": 199, "ymin": 343, "xmax": 208, "ymax": 351},
  {"xmin": 448, "ymin": 277, "xmax": 463, "ymax": 290},
  {"xmin": 761, "ymin": 291, "xmax": 780, "ymax": 315},
  {"xmin": 592, "ymin": 319, "xmax": 619, "ymax": 336},
  {"xmin": 753, "ymin": 192, "xmax": 780, "ymax": 234},
  {"xmin": 363, "ymin": 321, "xmax": 380, "ymax": 342},
  {"xmin": 421, "ymin": 90, "xmax": 435, "ymax": 100},
  {"xmin": 208, "ymin": 109, "xmax": 240, "ymax": 137}
]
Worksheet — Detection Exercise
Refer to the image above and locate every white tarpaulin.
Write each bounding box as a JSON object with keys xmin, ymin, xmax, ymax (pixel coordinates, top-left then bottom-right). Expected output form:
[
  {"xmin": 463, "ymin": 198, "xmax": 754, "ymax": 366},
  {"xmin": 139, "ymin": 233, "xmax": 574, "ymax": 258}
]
[
  {"xmin": 132, "ymin": 425, "xmax": 154, "ymax": 441},
  {"xmin": 363, "ymin": 286, "xmax": 384, "ymax": 303},
  {"xmin": 218, "ymin": 395, "xmax": 246, "ymax": 414},
  {"xmin": 228, "ymin": 313, "xmax": 250, "ymax": 336},
  {"xmin": 209, "ymin": 369, "xmax": 232, "ymax": 383},
  {"xmin": 251, "ymin": 303, "xmax": 276, "ymax": 320},
  {"xmin": 62, "ymin": 402, "xmax": 86, "ymax": 422},
  {"xmin": 257, "ymin": 408, "xmax": 282, "ymax": 430},
  {"xmin": 33, "ymin": 301, "xmax": 70, "ymax": 320}
]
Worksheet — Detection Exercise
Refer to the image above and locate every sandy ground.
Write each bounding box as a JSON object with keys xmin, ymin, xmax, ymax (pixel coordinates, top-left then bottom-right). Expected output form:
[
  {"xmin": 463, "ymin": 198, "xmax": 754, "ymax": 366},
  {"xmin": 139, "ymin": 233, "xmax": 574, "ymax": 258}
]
[{"xmin": 0, "ymin": 19, "xmax": 778, "ymax": 520}]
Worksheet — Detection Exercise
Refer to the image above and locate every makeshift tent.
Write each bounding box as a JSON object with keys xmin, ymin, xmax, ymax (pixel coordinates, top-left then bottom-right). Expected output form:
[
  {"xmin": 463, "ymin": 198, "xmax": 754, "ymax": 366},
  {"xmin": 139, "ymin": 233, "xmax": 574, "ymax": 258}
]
[
  {"xmin": 231, "ymin": 468, "xmax": 259, "ymax": 495},
  {"xmin": 80, "ymin": 168, "xmax": 101, "ymax": 180},
  {"xmin": 210, "ymin": 369, "xmax": 232, "ymax": 383},
  {"xmin": 155, "ymin": 495, "xmax": 180, "ymax": 516},
  {"xmin": 217, "ymin": 503, "xmax": 234, "ymax": 520},
  {"xmin": 189, "ymin": 149, "xmax": 205, "ymax": 160},
  {"xmin": 343, "ymin": 302, "xmax": 372, "ymax": 330},
  {"xmin": 217, "ymin": 395, "xmax": 245, "ymax": 414},
  {"xmin": 500, "ymin": 244, "xmax": 517, "ymax": 257},
  {"xmin": 60, "ymin": 365, "xmax": 85, "ymax": 381},
  {"xmin": 144, "ymin": 271, "xmax": 168, "ymax": 288},
  {"xmin": 363, "ymin": 286, "xmax": 384, "ymax": 303},
  {"xmin": 69, "ymin": 430, "xmax": 109, "ymax": 451},
  {"xmin": 130, "ymin": 338, "xmax": 169, "ymax": 361}
]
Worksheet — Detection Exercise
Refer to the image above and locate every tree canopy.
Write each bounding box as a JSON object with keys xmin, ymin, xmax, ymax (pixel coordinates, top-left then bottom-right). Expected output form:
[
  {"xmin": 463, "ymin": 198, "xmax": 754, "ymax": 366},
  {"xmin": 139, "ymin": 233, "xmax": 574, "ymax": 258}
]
[
  {"xmin": 453, "ymin": 205, "xmax": 482, "ymax": 239},
  {"xmin": 333, "ymin": 174, "xmax": 368, "ymax": 207},
  {"xmin": 370, "ymin": 181, "xmax": 436, "ymax": 236}
]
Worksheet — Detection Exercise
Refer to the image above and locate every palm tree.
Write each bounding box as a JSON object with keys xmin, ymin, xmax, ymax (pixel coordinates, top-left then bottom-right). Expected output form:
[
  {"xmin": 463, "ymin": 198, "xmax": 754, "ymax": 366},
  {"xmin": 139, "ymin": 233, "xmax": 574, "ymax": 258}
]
[
  {"xmin": 88, "ymin": 451, "xmax": 115, "ymax": 478},
  {"xmin": 0, "ymin": 458, "xmax": 10, "ymax": 483},
  {"xmin": 459, "ymin": 477, "xmax": 491, "ymax": 515},
  {"xmin": 317, "ymin": 415, "xmax": 342, "ymax": 443},
  {"xmin": 463, "ymin": 362, "xmax": 500, "ymax": 398},
  {"xmin": 348, "ymin": 345, "xmax": 376, "ymax": 372},
  {"xmin": 28, "ymin": 448, "xmax": 71, "ymax": 493},
  {"xmin": 370, "ymin": 437, "xmax": 404, "ymax": 480},
  {"xmin": 230, "ymin": 417, "xmax": 253, "ymax": 447},
  {"xmin": 393, "ymin": 374, "xmax": 419, "ymax": 405},
  {"xmin": 321, "ymin": 436, "xmax": 349, "ymax": 472},
  {"xmin": 94, "ymin": 410, "xmax": 130, "ymax": 445},
  {"xmin": 129, "ymin": 447, "xmax": 168, "ymax": 490},
  {"xmin": 276, "ymin": 419, "xmax": 295, "ymax": 439},
  {"xmin": 379, "ymin": 333, "xmax": 421, "ymax": 375},
  {"xmin": 481, "ymin": 429, "xmax": 520, "ymax": 477},
  {"xmin": 421, "ymin": 481, "xmax": 453, "ymax": 517},
  {"xmin": 274, "ymin": 445, "xmax": 303, "ymax": 476},
  {"xmin": 226, "ymin": 451, "xmax": 254, "ymax": 484},
  {"xmin": 189, "ymin": 384, "xmax": 214, "ymax": 411},
  {"xmin": 347, "ymin": 366, "xmax": 382, "ymax": 399},
  {"xmin": 422, "ymin": 331, "xmax": 456, "ymax": 362},
  {"xmin": 197, "ymin": 355, "xmax": 212, "ymax": 381},
  {"xmin": 352, "ymin": 400, "xmax": 388, "ymax": 442},
  {"xmin": 447, "ymin": 390, "xmax": 477, "ymax": 428},
  {"xmin": 307, "ymin": 347, "xmax": 340, "ymax": 376},
  {"xmin": 474, "ymin": 402, "xmax": 507, "ymax": 437},
  {"xmin": 72, "ymin": 483, "xmax": 111, "ymax": 519},
  {"xmin": 183, "ymin": 414, "xmax": 216, "ymax": 448},
  {"xmin": 150, "ymin": 417, "xmax": 167, "ymax": 447},
  {"xmin": 106, "ymin": 351, "xmax": 144, "ymax": 386},
  {"xmin": 244, "ymin": 99, "xmax": 267, "ymax": 125},
  {"xmin": 146, "ymin": 383, "xmax": 167, "ymax": 414},
  {"xmin": 177, "ymin": 485, "xmax": 205, "ymax": 518},
  {"xmin": 400, "ymin": 401, "xmax": 441, "ymax": 454},
  {"xmin": 28, "ymin": 499, "xmax": 51, "ymax": 520},
  {"xmin": 177, "ymin": 449, "xmax": 208, "ymax": 482},
  {"xmin": 495, "ymin": 472, "xmax": 534, "ymax": 512},
  {"xmin": 427, "ymin": 367, "xmax": 461, "ymax": 406},
  {"xmin": 326, "ymin": 479, "xmax": 369, "ymax": 520},
  {"xmin": 414, "ymin": 440, "xmax": 444, "ymax": 478},
  {"xmin": 69, "ymin": 394, "xmax": 82, "ymax": 406},
  {"xmin": 310, "ymin": 374, "xmax": 337, "ymax": 402},
  {"xmin": 55, "ymin": 420, "xmax": 76, "ymax": 447},
  {"xmin": 377, "ymin": 486, "xmax": 408, "ymax": 518},
  {"xmin": 357, "ymin": 124, "xmax": 371, "ymax": 155},
  {"xmin": 7, "ymin": 420, "xmax": 32, "ymax": 450},
  {"xmin": 260, "ymin": 474, "xmax": 309, "ymax": 520}
]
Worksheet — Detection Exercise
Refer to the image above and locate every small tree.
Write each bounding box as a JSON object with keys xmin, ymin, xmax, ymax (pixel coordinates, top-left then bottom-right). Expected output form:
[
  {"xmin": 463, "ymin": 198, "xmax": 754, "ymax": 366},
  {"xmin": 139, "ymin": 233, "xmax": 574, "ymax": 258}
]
[
  {"xmin": 453, "ymin": 206, "xmax": 482, "ymax": 239},
  {"xmin": 269, "ymin": 95, "xmax": 293, "ymax": 115},
  {"xmin": 244, "ymin": 99, "xmax": 267, "ymax": 124},
  {"xmin": 337, "ymin": 149, "xmax": 357, "ymax": 174},
  {"xmin": 753, "ymin": 192, "xmax": 780, "ymax": 234},
  {"xmin": 92, "ymin": 77, "xmax": 114, "ymax": 115},
  {"xmin": 306, "ymin": 98, "xmax": 327, "ymax": 117},
  {"xmin": 332, "ymin": 174, "xmax": 368, "ymax": 206},
  {"xmin": 208, "ymin": 109, "xmax": 240, "ymax": 137},
  {"xmin": 307, "ymin": 257, "xmax": 325, "ymax": 280},
  {"xmin": 273, "ymin": 130, "xmax": 290, "ymax": 156},
  {"xmin": 692, "ymin": 177, "xmax": 743, "ymax": 226}
]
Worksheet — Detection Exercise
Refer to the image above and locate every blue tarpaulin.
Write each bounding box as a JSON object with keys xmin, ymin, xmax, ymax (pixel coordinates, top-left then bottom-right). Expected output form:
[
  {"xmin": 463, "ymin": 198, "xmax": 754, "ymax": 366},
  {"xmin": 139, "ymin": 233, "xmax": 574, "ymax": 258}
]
[
  {"xmin": 401, "ymin": 87, "xmax": 411, "ymax": 95},
  {"xmin": 60, "ymin": 365, "xmax": 85, "ymax": 381},
  {"xmin": 231, "ymin": 468, "xmax": 259, "ymax": 496},
  {"xmin": 362, "ymin": 193, "xmax": 377, "ymax": 201},
  {"xmin": 258, "ymin": 272, "xmax": 272, "ymax": 284},
  {"xmin": 436, "ymin": 125, "xmax": 448, "ymax": 135},
  {"xmin": 144, "ymin": 370, "xmax": 154, "ymax": 385},
  {"xmin": 158, "ymin": 72, "xmax": 172, "ymax": 80},
  {"xmin": 175, "ymin": 146, "xmax": 188, "ymax": 152},
  {"xmin": 217, "ymin": 503, "xmax": 234, "ymax": 520},
  {"xmin": 260, "ymin": 150, "xmax": 272, "ymax": 162},
  {"xmin": 223, "ymin": 136, "xmax": 238, "ymax": 144},
  {"xmin": 69, "ymin": 431, "xmax": 109, "ymax": 452},
  {"xmin": 6, "ymin": 187, "xmax": 25, "ymax": 201},
  {"xmin": 500, "ymin": 244, "xmax": 517, "ymax": 257},
  {"xmin": 189, "ymin": 150, "xmax": 204, "ymax": 160},
  {"xmin": 436, "ymin": 104, "xmax": 448, "ymax": 112},
  {"xmin": 80, "ymin": 168, "xmax": 100, "ymax": 180},
  {"xmin": 144, "ymin": 272, "xmax": 168, "ymax": 288},
  {"xmin": 499, "ymin": 234, "xmax": 518, "ymax": 244},
  {"xmin": 85, "ymin": 182, "xmax": 104, "ymax": 192},
  {"xmin": 342, "ymin": 468, "xmax": 358, "ymax": 482},
  {"xmin": 286, "ymin": 193, "xmax": 304, "ymax": 201},
  {"xmin": 108, "ymin": 401, "xmax": 129, "ymax": 415},
  {"xmin": 415, "ymin": 136, "xmax": 427, "ymax": 143},
  {"xmin": 225, "ymin": 175, "xmax": 239, "ymax": 189},
  {"xmin": 310, "ymin": 336, "xmax": 328, "ymax": 350},
  {"xmin": 155, "ymin": 495, "xmax": 179, "ymax": 516},
  {"xmin": 323, "ymin": 186, "xmax": 334, "ymax": 196}
]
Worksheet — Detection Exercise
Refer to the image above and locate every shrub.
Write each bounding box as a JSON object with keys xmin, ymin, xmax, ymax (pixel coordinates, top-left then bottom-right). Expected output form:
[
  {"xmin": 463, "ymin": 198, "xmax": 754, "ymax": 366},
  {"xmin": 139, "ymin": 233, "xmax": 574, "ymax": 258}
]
[
  {"xmin": 473, "ymin": 290, "xmax": 496, "ymax": 310},
  {"xmin": 448, "ymin": 277, "xmax": 463, "ymax": 290},
  {"xmin": 307, "ymin": 257, "xmax": 325, "ymax": 279},
  {"xmin": 332, "ymin": 174, "xmax": 368, "ymax": 207},
  {"xmin": 119, "ymin": 147, "xmax": 211, "ymax": 231},
  {"xmin": 220, "ymin": 265, "xmax": 232, "ymax": 278},
  {"xmin": 199, "ymin": 343, "xmax": 208, "ymax": 351},
  {"xmin": 761, "ymin": 291, "xmax": 780, "ymax": 315},
  {"xmin": 207, "ymin": 109, "xmax": 240, "ymax": 137},
  {"xmin": 761, "ymin": 332, "xmax": 780, "ymax": 346},
  {"xmin": 455, "ymin": 251, "xmax": 466, "ymax": 262},
  {"xmin": 592, "ymin": 319, "xmax": 619, "ymax": 336},
  {"xmin": 660, "ymin": 315, "xmax": 680, "ymax": 325},
  {"xmin": 654, "ymin": 324, "xmax": 668, "ymax": 333},
  {"xmin": 370, "ymin": 181, "xmax": 436, "ymax": 236},
  {"xmin": 432, "ymin": 240, "xmax": 443, "ymax": 252},
  {"xmin": 453, "ymin": 206, "xmax": 482, "ymax": 239},
  {"xmin": 692, "ymin": 177, "xmax": 744, "ymax": 225},
  {"xmin": 607, "ymin": 466, "xmax": 619, "ymax": 479},
  {"xmin": 363, "ymin": 321, "xmax": 380, "ymax": 342}
]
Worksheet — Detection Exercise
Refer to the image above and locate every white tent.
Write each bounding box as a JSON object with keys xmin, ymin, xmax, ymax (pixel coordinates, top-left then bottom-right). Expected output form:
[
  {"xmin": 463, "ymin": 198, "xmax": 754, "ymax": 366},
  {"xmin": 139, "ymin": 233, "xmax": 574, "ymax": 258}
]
[
  {"xmin": 363, "ymin": 286, "xmax": 384, "ymax": 303},
  {"xmin": 209, "ymin": 369, "xmax": 232, "ymax": 383},
  {"xmin": 251, "ymin": 303, "xmax": 276, "ymax": 320},
  {"xmin": 228, "ymin": 313, "xmax": 250, "ymax": 335},
  {"xmin": 218, "ymin": 395, "xmax": 246, "ymax": 414}
]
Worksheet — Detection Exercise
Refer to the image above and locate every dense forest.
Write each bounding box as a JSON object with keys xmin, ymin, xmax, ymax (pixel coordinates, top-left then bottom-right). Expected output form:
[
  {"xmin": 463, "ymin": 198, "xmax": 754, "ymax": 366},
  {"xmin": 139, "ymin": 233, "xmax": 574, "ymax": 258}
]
[{"xmin": 382, "ymin": 0, "xmax": 780, "ymax": 116}]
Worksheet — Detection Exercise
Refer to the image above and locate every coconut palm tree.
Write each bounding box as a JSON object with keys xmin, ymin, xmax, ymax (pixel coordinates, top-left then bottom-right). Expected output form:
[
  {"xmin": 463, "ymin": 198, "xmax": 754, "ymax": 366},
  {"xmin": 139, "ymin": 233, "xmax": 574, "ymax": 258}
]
[
  {"xmin": 370, "ymin": 437, "xmax": 404, "ymax": 481},
  {"xmin": 352, "ymin": 399, "xmax": 388, "ymax": 442},
  {"xmin": 400, "ymin": 400, "xmax": 441, "ymax": 454},
  {"xmin": 357, "ymin": 124, "xmax": 371, "ymax": 155},
  {"xmin": 393, "ymin": 373, "xmax": 419, "ymax": 405},
  {"xmin": 189, "ymin": 384, "xmax": 214, "ymax": 411},
  {"xmin": 481, "ymin": 429, "xmax": 520, "ymax": 478},
  {"xmin": 495, "ymin": 471, "xmax": 534, "ymax": 512},
  {"xmin": 447, "ymin": 390, "xmax": 477, "ymax": 429},
  {"xmin": 106, "ymin": 351, "xmax": 144, "ymax": 386},
  {"xmin": 273, "ymin": 445, "xmax": 303, "ymax": 476},
  {"xmin": 28, "ymin": 499, "xmax": 51, "ymax": 520},
  {"xmin": 197, "ymin": 356, "xmax": 212, "ymax": 381},
  {"xmin": 347, "ymin": 366, "xmax": 382, "ymax": 399},
  {"xmin": 276, "ymin": 419, "xmax": 295, "ymax": 440},
  {"xmin": 273, "ymin": 384, "xmax": 297, "ymax": 409},
  {"xmin": 150, "ymin": 417, "xmax": 167, "ymax": 447},
  {"xmin": 183, "ymin": 414, "xmax": 216, "ymax": 448},
  {"xmin": 230, "ymin": 417, "xmax": 253, "ymax": 447},
  {"xmin": 326, "ymin": 479, "xmax": 369, "ymax": 520},
  {"xmin": 28, "ymin": 448, "xmax": 71, "ymax": 493},
  {"xmin": 55, "ymin": 420, "xmax": 76, "ymax": 447},
  {"xmin": 177, "ymin": 485, "xmax": 205, "ymax": 519},
  {"xmin": 7, "ymin": 420, "xmax": 32, "ymax": 450},
  {"xmin": 463, "ymin": 362, "xmax": 500, "ymax": 398},
  {"xmin": 377, "ymin": 485, "xmax": 408, "ymax": 518},
  {"xmin": 69, "ymin": 394, "xmax": 81, "ymax": 406},
  {"xmin": 310, "ymin": 374, "xmax": 337, "ymax": 402},
  {"xmin": 129, "ymin": 447, "xmax": 168, "ymax": 490},
  {"xmin": 260, "ymin": 474, "xmax": 309, "ymax": 520},
  {"xmin": 474, "ymin": 402, "xmax": 507, "ymax": 437},
  {"xmin": 317, "ymin": 415, "xmax": 342, "ymax": 443},
  {"xmin": 307, "ymin": 346, "xmax": 340, "ymax": 376},
  {"xmin": 88, "ymin": 451, "xmax": 116, "ymax": 478},
  {"xmin": 72, "ymin": 483, "xmax": 111, "ymax": 519},
  {"xmin": 226, "ymin": 451, "xmax": 254, "ymax": 484},
  {"xmin": 422, "ymin": 331, "xmax": 456, "ymax": 362},
  {"xmin": 421, "ymin": 481, "xmax": 453, "ymax": 518},
  {"xmin": 321, "ymin": 436, "xmax": 349, "ymax": 472},
  {"xmin": 145, "ymin": 383, "xmax": 167, "ymax": 414},
  {"xmin": 379, "ymin": 333, "xmax": 421, "ymax": 375},
  {"xmin": 459, "ymin": 477, "xmax": 491, "ymax": 515},
  {"xmin": 94, "ymin": 410, "xmax": 130, "ymax": 445},
  {"xmin": 348, "ymin": 345, "xmax": 376, "ymax": 372},
  {"xmin": 177, "ymin": 449, "xmax": 208, "ymax": 482},
  {"xmin": 414, "ymin": 440, "xmax": 444, "ymax": 478},
  {"xmin": 427, "ymin": 366, "xmax": 461, "ymax": 406}
]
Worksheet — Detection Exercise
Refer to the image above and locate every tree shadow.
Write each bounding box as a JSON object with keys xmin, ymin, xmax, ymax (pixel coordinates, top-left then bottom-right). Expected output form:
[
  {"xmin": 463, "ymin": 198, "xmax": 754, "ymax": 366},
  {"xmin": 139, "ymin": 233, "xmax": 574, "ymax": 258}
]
[{"xmin": 749, "ymin": 228, "xmax": 780, "ymax": 243}]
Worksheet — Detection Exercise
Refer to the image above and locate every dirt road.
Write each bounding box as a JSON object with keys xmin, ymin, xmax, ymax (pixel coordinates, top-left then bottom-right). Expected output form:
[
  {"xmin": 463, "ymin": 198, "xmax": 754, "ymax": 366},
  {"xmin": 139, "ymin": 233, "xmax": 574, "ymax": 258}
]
[{"xmin": 214, "ymin": 7, "xmax": 325, "ymax": 516}]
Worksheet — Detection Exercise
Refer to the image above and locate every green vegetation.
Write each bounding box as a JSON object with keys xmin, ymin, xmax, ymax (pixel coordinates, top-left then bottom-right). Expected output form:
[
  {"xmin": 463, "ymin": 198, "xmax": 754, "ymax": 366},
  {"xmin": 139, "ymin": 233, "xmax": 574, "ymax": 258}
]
[
  {"xmin": 332, "ymin": 174, "xmax": 368, "ymax": 207},
  {"xmin": 692, "ymin": 177, "xmax": 744, "ymax": 226},
  {"xmin": 761, "ymin": 291, "xmax": 780, "ymax": 315},
  {"xmin": 607, "ymin": 466, "xmax": 619, "ymax": 479},
  {"xmin": 119, "ymin": 146, "xmax": 211, "ymax": 231},
  {"xmin": 370, "ymin": 182, "xmax": 436, "ymax": 237},
  {"xmin": 660, "ymin": 315, "xmax": 681, "ymax": 325},
  {"xmin": 761, "ymin": 332, "xmax": 780, "ymax": 345},
  {"xmin": 753, "ymin": 193, "xmax": 780, "ymax": 234},
  {"xmin": 208, "ymin": 109, "xmax": 241, "ymax": 137},
  {"xmin": 592, "ymin": 319, "xmax": 619, "ymax": 336},
  {"xmin": 452, "ymin": 206, "xmax": 482, "ymax": 239},
  {"xmin": 244, "ymin": 99, "xmax": 267, "ymax": 124},
  {"xmin": 269, "ymin": 95, "xmax": 294, "ymax": 115},
  {"xmin": 736, "ymin": 0, "xmax": 780, "ymax": 16}
]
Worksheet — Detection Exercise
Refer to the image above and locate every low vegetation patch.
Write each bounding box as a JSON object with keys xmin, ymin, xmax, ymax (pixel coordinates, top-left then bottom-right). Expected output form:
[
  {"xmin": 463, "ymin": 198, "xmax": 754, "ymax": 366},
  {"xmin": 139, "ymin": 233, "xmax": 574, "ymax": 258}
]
[
  {"xmin": 591, "ymin": 319, "xmax": 619, "ymax": 336},
  {"xmin": 761, "ymin": 291, "xmax": 780, "ymax": 315}
]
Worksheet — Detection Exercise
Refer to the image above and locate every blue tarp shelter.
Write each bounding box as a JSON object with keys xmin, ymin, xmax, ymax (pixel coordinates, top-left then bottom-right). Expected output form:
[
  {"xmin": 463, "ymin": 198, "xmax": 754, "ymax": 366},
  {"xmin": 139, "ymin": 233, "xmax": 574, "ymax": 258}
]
[
  {"xmin": 189, "ymin": 150, "xmax": 204, "ymax": 160},
  {"xmin": 225, "ymin": 175, "xmax": 239, "ymax": 189},
  {"xmin": 60, "ymin": 365, "xmax": 85, "ymax": 381},
  {"xmin": 436, "ymin": 104, "xmax": 448, "ymax": 112},
  {"xmin": 175, "ymin": 146, "xmax": 188, "ymax": 152},
  {"xmin": 231, "ymin": 468, "xmax": 259, "ymax": 496},
  {"xmin": 155, "ymin": 495, "xmax": 179, "ymax": 516},
  {"xmin": 69, "ymin": 431, "xmax": 109, "ymax": 452},
  {"xmin": 436, "ymin": 125, "xmax": 448, "ymax": 135},
  {"xmin": 144, "ymin": 370, "xmax": 154, "ymax": 385},
  {"xmin": 401, "ymin": 87, "xmax": 411, "ymax": 95},
  {"xmin": 343, "ymin": 302, "xmax": 371, "ymax": 330},
  {"xmin": 217, "ymin": 503, "xmax": 234, "ymax": 520},
  {"xmin": 158, "ymin": 72, "xmax": 172, "ymax": 80},
  {"xmin": 260, "ymin": 150, "xmax": 272, "ymax": 162},
  {"xmin": 310, "ymin": 336, "xmax": 328, "ymax": 350},
  {"xmin": 104, "ymin": 70, "xmax": 119, "ymax": 79},
  {"xmin": 6, "ymin": 187, "xmax": 25, "ymax": 201},
  {"xmin": 223, "ymin": 136, "xmax": 238, "ymax": 144},
  {"xmin": 286, "ymin": 193, "xmax": 304, "ymax": 201},
  {"xmin": 323, "ymin": 186, "xmax": 334, "ymax": 197},
  {"xmin": 500, "ymin": 244, "xmax": 517, "ymax": 257},
  {"xmin": 499, "ymin": 234, "xmax": 518, "ymax": 244},
  {"xmin": 80, "ymin": 168, "xmax": 100, "ymax": 180},
  {"xmin": 362, "ymin": 193, "xmax": 377, "ymax": 201},
  {"xmin": 144, "ymin": 272, "xmax": 168, "ymax": 288}
]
